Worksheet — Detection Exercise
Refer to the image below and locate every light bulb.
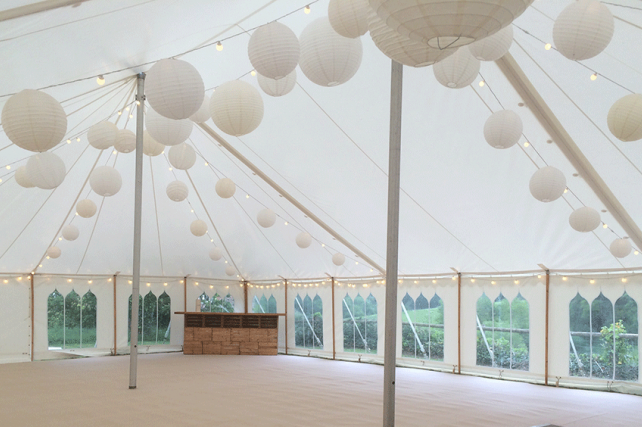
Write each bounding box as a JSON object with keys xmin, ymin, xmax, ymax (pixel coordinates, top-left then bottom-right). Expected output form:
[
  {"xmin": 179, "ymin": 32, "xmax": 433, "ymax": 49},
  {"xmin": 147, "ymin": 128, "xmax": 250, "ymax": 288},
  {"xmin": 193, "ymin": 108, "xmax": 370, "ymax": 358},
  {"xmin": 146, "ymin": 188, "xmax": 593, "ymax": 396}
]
[
  {"xmin": 622, "ymin": 278, "xmax": 628, "ymax": 283},
  {"xmin": 635, "ymin": 251, "xmax": 639, "ymax": 255},
  {"xmin": 39, "ymin": 264, "xmax": 42, "ymax": 268},
  {"xmin": 164, "ymin": 283, "xmax": 168, "ymax": 286},
  {"xmin": 76, "ymin": 137, "xmax": 80, "ymax": 142},
  {"xmin": 58, "ymin": 237, "xmax": 62, "ymax": 241},
  {"xmin": 97, "ymin": 75, "xmax": 105, "ymax": 85},
  {"xmin": 245, "ymin": 194, "xmax": 249, "ymax": 199},
  {"xmin": 432, "ymin": 280, "xmax": 437, "ymax": 284},
  {"xmin": 251, "ymin": 70, "xmax": 256, "ymax": 77},
  {"xmin": 545, "ymin": 43, "xmax": 552, "ymax": 50},
  {"xmin": 562, "ymin": 276, "xmax": 568, "ymax": 281},
  {"xmin": 491, "ymin": 281, "xmax": 496, "ymax": 285},
  {"xmin": 118, "ymin": 111, "xmax": 122, "ymax": 116},
  {"xmin": 590, "ymin": 73, "xmax": 598, "ymax": 81},
  {"xmin": 67, "ymin": 139, "xmax": 71, "ymax": 144},
  {"xmin": 590, "ymin": 279, "xmax": 595, "ymax": 284},
  {"xmin": 136, "ymin": 100, "xmax": 141, "ymax": 105},
  {"xmin": 564, "ymin": 188, "xmax": 568, "ymax": 193},
  {"xmin": 284, "ymin": 221, "xmax": 288, "ymax": 225},
  {"xmin": 514, "ymin": 280, "xmax": 519, "ymax": 284},
  {"xmin": 113, "ymin": 150, "xmax": 117, "ymax": 154},
  {"xmin": 204, "ymin": 162, "xmax": 208, "ymax": 166},
  {"xmin": 88, "ymin": 280, "xmax": 92, "ymax": 284},
  {"xmin": 168, "ymin": 167, "xmax": 173, "ymax": 171},
  {"xmin": 129, "ymin": 114, "xmax": 133, "ymax": 118},
  {"xmin": 479, "ymin": 81, "xmax": 485, "ymax": 87},
  {"xmin": 216, "ymin": 41, "xmax": 223, "ymax": 51},
  {"xmin": 125, "ymin": 107, "xmax": 129, "ymax": 112},
  {"xmin": 304, "ymin": 5, "xmax": 310, "ymax": 14},
  {"xmin": 524, "ymin": 142, "xmax": 530, "ymax": 147},
  {"xmin": 190, "ymin": 209, "xmax": 194, "ymax": 213},
  {"xmin": 470, "ymin": 278, "xmax": 475, "ymax": 283},
  {"xmin": 321, "ymin": 243, "xmax": 325, "ymax": 247},
  {"xmin": 5, "ymin": 165, "xmax": 10, "ymax": 170},
  {"xmin": 603, "ymin": 224, "xmax": 608, "ymax": 229}
]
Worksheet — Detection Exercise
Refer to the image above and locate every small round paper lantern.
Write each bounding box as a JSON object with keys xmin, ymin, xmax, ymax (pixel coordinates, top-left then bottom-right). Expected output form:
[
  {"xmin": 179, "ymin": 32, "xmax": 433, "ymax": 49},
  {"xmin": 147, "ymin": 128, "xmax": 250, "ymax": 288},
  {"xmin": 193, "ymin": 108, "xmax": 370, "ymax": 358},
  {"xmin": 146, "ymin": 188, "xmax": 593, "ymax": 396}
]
[
  {"xmin": 468, "ymin": 25, "xmax": 513, "ymax": 61},
  {"xmin": 190, "ymin": 219, "xmax": 208, "ymax": 237},
  {"xmin": 529, "ymin": 166, "xmax": 566, "ymax": 203},
  {"xmin": 332, "ymin": 253, "xmax": 345, "ymax": 266},
  {"xmin": 433, "ymin": 47, "xmax": 480, "ymax": 89},
  {"xmin": 15, "ymin": 165, "xmax": 34, "ymax": 188},
  {"xmin": 329, "ymin": 0, "xmax": 369, "ymax": 38},
  {"xmin": 62, "ymin": 224, "xmax": 80, "ymax": 241},
  {"xmin": 296, "ymin": 232, "xmax": 312, "ymax": 248},
  {"xmin": 257, "ymin": 70, "xmax": 297, "ymax": 97},
  {"xmin": 299, "ymin": 17, "xmax": 363, "ymax": 87},
  {"xmin": 257, "ymin": 209, "xmax": 276, "ymax": 228},
  {"xmin": 553, "ymin": 0, "xmax": 614, "ymax": 61},
  {"xmin": 607, "ymin": 94, "xmax": 642, "ymax": 142},
  {"xmin": 26, "ymin": 152, "xmax": 66, "ymax": 189},
  {"xmin": 209, "ymin": 247, "xmax": 222, "ymax": 261},
  {"xmin": 168, "ymin": 143, "xmax": 196, "ymax": 170},
  {"xmin": 87, "ymin": 121, "xmax": 118, "ymax": 150},
  {"xmin": 90, "ymin": 166, "xmax": 122, "ymax": 197},
  {"xmin": 215, "ymin": 178, "xmax": 236, "ymax": 199},
  {"xmin": 210, "ymin": 80, "xmax": 264, "ymax": 136},
  {"xmin": 166, "ymin": 180, "xmax": 188, "ymax": 202},
  {"xmin": 248, "ymin": 21, "xmax": 300, "ymax": 80},
  {"xmin": 145, "ymin": 107, "xmax": 193, "ymax": 146},
  {"xmin": 76, "ymin": 199, "xmax": 97, "ymax": 218},
  {"xmin": 189, "ymin": 94, "xmax": 211, "ymax": 123},
  {"xmin": 610, "ymin": 238, "xmax": 632, "ymax": 258},
  {"xmin": 569, "ymin": 207, "xmax": 601, "ymax": 232},
  {"xmin": 483, "ymin": 110, "xmax": 523, "ymax": 149},
  {"xmin": 47, "ymin": 247, "xmax": 61, "ymax": 259},
  {"xmin": 225, "ymin": 265, "xmax": 236, "ymax": 276},
  {"xmin": 145, "ymin": 58, "xmax": 204, "ymax": 120},
  {"xmin": 143, "ymin": 130, "xmax": 164, "ymax": 156},
  {"xmin": 114, "ymin": 129, "xmax": 136, "ymax": 153},
  {"xmin": 1, "ymin": 89, "xmax": 67, "ymax": 152}
]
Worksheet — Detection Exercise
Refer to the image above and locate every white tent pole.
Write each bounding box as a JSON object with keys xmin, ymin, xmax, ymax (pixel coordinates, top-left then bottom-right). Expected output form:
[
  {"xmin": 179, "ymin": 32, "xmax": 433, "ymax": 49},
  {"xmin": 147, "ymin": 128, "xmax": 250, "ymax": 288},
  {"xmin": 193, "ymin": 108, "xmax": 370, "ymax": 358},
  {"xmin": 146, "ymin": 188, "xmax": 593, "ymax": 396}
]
[
  {"xmin": 128, "ymin": 72, "xmax": 145, "ymax": 390},
  {"xmin": 383, "ymin": 59, "xmax": 403, "ymax": 427},
  {"xmin": 0, "ymin": 0, "xmax": 89, "ymax": 22}
]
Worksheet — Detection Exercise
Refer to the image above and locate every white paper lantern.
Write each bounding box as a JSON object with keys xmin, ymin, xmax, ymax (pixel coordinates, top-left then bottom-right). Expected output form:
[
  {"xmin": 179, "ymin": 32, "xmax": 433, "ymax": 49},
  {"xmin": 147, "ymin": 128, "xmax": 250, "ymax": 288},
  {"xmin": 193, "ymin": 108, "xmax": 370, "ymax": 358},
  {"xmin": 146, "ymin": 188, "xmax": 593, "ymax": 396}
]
[
  {"xmin": 369, "ymin": 0, "xmax": 533, "ymax": 48},
  {"xmin": 145, "ymin": 58, "xmax": 204, "ymax": 120},
  {"xmin": 166, "ymin": 180, "xmax": 189, "ymax": 202},
  {"xmin": 299, "ymin": 17, "xmax": 363, "ymax": 87},
  {"xmin": 76, "ymin": 199, "xmax": 97, "ymax": 218},
  {"xmin": 257, "ymin": 209, "xmax": 276, "ymax": 228},
  {"xmin": 15, "ymin": 165, "xmax": 34, "ymax": 188},
  {"xmin": 26, "ymin": 152, "xmax": 66, "ymax": 189},
  {"xmin": 145, "ymin": 107, "xmax": 193, "ymax": 146},
  {"xmin": 190, "ymin": 219, "xmax": 208, "ymax": 237},
  {"xmin": 296, "ymin": 232, "xmax": 312, "ymax": 248},
  {"xmin": 209, "ymin": 247, "xmax": 223, "ymax": 261},
  {"xmin": 225, "ymin": 265, "xmax": 236, "ymax": 276},
  {"xmin": 142, "ymin": 130, "xmax": 165, "ymax": 156},
  {"xmin": 529, "ymin": 166, "xmax": 566, "ymax": 203},
  {"xmin": 47, "ymin": 247, "xmax": 61, "ymax": 259},
  {"xmin": 1, "ymin": 89, "xmax": 67, "ymax": 152},
  {"xmin": 329, "ymin": 0, "xmax": 369, "ymax": 38},
  {"xmin": 210, "ymin": 80, "xmax": 264, "ymax": 136},
  {"xmin": 189, "ymin": 94, "xmax": 211, "ymax": 123},
  {"xmin": 90, "ymin": 166, "xmax": 122, "ymax": 197},
  {"xmin": 569, "ymin": 207, "xmax": 601, "ymax": 233},
  {"xmin": 332, "ymin": 252, "xmax": 345, "ymax": 266},
  {"xmin": 483, "ymin": 110, "xmax": 523, "ymax": 149},
  {"xmin": 433, "ymin": 47, "xmax": 480, "ymax": 89},
  {"xmin": 257, "ymin": 70, "xmax": 297, "ymax": 97},
  {"xmin": 553, "ymin": 0, "xmax": 614, "ymax": 61},
  {"xmin": 87, "ymin": 121, "xmax": 118, "ymax": 150},
  {"xmin": 168, "ymin": 143, "xmax": 196, "ymax": 170},
  {"xmin": 610, "ymin": 238, "xmax": 632, "ymax": 258},
  {"xmin": 248, "ymin": 21, "xmax": 300, "ymax": 80},
  {"xmin": 215, "ymin": 178, "xmax": 236, "ymax": 199},
  {"xmin": 607, "ymin": 94, "xmax": 642, "ymax": 142},
  {"xmin": 468, "ymin": 25, "xmax": 513, "ymax": 61},
  {"xmin": 114, "ymin": 129, "xmax": 136, "ymax": 153},
  {"xmin": 62, "ymin": 224, "xmax": 80, "ymax": 241}
]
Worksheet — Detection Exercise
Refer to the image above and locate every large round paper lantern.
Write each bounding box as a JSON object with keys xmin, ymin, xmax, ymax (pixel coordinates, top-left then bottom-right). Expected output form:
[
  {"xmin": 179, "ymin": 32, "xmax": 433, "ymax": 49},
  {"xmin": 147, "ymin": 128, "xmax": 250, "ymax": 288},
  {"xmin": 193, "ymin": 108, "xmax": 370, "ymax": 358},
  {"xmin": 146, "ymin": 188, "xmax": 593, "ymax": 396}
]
[
  {"xmin": 90, "ymin": 166, "xmax": 122, "ymax": 197},
  {"xmin": 210, "ymin": 80, "xmax": 264, "ymax": 136},
  {"xmin": 569, "ymin": 207, "xmax": 600, "ymax": 232},
  {"xmin": 369, "ymin": 0, "xmax": 533, "ymax": 48},
  {"xmin": 189, "ymin": 94, "xmax": 211, "ymax": 123},
  {"xmin": 215, "ymin": 178, "xmax": 236, "ymax": 199},
  {"xmin": 610, "ymin": 238, "xmax": 632, "ymax": 258},
  {"xmin": 190, "ymin": 219, "xmax": 207, "ymax": 237},
  {"xmin": 1, "ymin": 89, "xmax": 67, "ymax": 152},
  {"xmin": 87, "ymin": 121, "xmax": 118, "ymax": 150},
  {"xmin": 62, "ymin": 224, "xmax": 79, "ymax": 241},
  {"xmin": 209, "ymin": 247, "xmax": 222, "ymax": 261},
  {"xmin": 332, "ymin": 252, "xmax": 345, "ymax": 266},
  {"xmin": 468, "ymin": 25, "xmax": 513, "ymax": 61},
  {"xmin": 248, "ymin": 21, "xmax": 300, "ymax": 80},
  {"xmin": 145, "ymin": 107, "xmax": 193, "ymax": 146},
  {"xmin": 483, "ymin": 110, "xmax": 523, "ymax": 149},
  {"xmin": 168, "ymin": 143, "xmax": 196, "ymax": 170},
  {"xmin": 299, "ymin": 17, "xmax": 363, "ymax": 87},
  {"xmin": 296, "ymin": 232, "xmax": 312, "ymax": 248},
  {"xmin": 257, "ymin": 70, "xmax": 297, "ymax": 97},
  {"xmin": 166, "ymin": 180, "xmax": 188, "ymax": 202},
  {"xmin": 15, "ymin": 165, "xmax": 34, "ymax": 188},
  {"xmin": 26, "ymin": 152, "xmax": 66, "ymax": 189},
  {"xmin": 143, "ymin": 130, "xmax": 164, "ymax": 156},
  {"xmin": 329, "ymin": 0, "xmax": 369, "ymax": 38},
  {"xmin": 553, "ymin": 0, "xmax": 614, "ymax": 61},
  {"xmin": 433, "ymin": 47, "xmax": 480, "ymax": 89},
  {"xmin": 607, "ymin": 94, "xmax": 642, "ymax": 142},
  {"xmin": 47, "ymin": 247, "xmax": 61, "ymax": 259},
  {"xmin": 114, "ymin": 129, "xmax": 136, "ymax": 153},
  {"xmin": 76, "ymin": 199, "xmax": 97, "ymax": 218},
  {"xmin": 529, "ymin": 166, "xmax": 566, "ymax": 203},
  {"xmin": 145, "ymin": 58, "xmax": 204, "ymax": 120},
  {"xmin": 257, "ymin": 209, "xmax": 276, "ymax": 228},
  {"xmin": 225, "ymin": 265, "xmax": 236, "ymax": 276}
]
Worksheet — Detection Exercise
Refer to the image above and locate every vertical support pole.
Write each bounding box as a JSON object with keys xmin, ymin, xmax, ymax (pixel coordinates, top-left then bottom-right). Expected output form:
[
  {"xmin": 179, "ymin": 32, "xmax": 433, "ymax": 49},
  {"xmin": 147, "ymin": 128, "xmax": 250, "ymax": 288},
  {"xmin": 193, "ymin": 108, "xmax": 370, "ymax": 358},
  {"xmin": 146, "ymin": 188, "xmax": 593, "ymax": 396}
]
[
  {"xmin": 284, "ymin": 279, "xmax": 288, "ymax": 355},
  {"xmin": 129, "ymin": 72, "xmax": 145, "ymax": 390},
  {"xmin": 30, "ymin": 274, "xmax": 34, "ymax": 362},
  {"xmin": 331, "ymin": 277, "xmax": 336, "ymax": 360},
  {"xmin": 458, "ymin": 272, "xmax": 462, "ymax": 374},
  {"xmin": 183, "ymin": 276, "xmax": 188, "ymax": 311},
  {"xmin": 383, "ymin": 59, "xmax": 403, "ymax": 427},
  {"xmin": 244, "ymin": 280, "xmax": 249, "ymax": 313},
  {"xmin": 113, "ymin": 274, "xmax": 117, "ymax": 356},
  {"xmin": 545, "ymin": 270, "xmax": 550, "ymax": 386}
]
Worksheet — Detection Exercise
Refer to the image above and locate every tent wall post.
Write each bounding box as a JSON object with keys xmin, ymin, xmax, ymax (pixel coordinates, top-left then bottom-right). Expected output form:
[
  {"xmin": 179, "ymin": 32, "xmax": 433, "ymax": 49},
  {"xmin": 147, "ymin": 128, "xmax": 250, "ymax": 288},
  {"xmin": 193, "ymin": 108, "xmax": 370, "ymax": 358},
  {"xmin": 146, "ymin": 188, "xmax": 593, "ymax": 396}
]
[
  {"xmin": 458, "ymin": 272, "xmax": 461, "ymax": 374},
  {"xmin": 284, "ymin": 279, "xmax": 288, "ymax": 355},
  {"xmin": 183, "ymin": 276, "xmax": 188, "ymax": 311},
  {"xmin": 30, "ymin": 273, "xmax": 34, "ymax": 362},
  {"xmin": 545, "ymin": 270, "xmax": 550, "ymax": 386},
  {"xmin": 383, "ymin": 59, "xmax": 403, "ymax": 427},
  {"xmin": 244, "ymin": 281, "xmax": 248, "ymax": 313},
  {"xmin": 113, "ymin": 274, "xmax": 117, "ymax": 356},
  {"xmin": 331, "ymin": 277, "xmax": 336, "ymax": 360}
]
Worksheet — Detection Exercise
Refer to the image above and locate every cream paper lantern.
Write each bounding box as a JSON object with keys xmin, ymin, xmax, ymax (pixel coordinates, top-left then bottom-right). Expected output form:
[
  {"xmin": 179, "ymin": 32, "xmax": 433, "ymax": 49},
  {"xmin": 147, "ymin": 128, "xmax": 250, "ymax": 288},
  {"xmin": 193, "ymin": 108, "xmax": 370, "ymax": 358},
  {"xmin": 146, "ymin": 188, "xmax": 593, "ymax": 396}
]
[
  {"xmin": 332, "ymin": 252, "xmax": 346, "ymax": 266},
  {"xmin": 145, "ymin": 58, "xmax": 204, "ymax": 120},
  {"xmin": 90, "ymin": 166, "xmax": 122, "ymax": 197},
  {"xmin": 257, "ymin": 70, "xmax": 297, "ymax": 97},
  {"xmin": 215, "ymin": 178, "xmax": 236, "ymax": 198},
  {"xmin": 468, "ymin": 25, "xmax": 513, "ymax": 61},
  {"xmin": 569, "ymin": 206, "xmax": 601, "ymax": 232},
  {"xmin": 329, "ymin": 0, "xmax": 369, "ymax": 38},
  {"xmin": 145, "ymin": 107, "xmax": 193, "ymax": 146},
  {"xmin": 529, "ymin": 166, "xmax": 566, "ymax": 203},
  {"xmin": 369, "ymin": 0, "xmax": 533, "ymax": 48},
  {"xmin": 433, "ymin": 47, "xmax": 480, "ymax": 89},
  {"xmin": 26, "ymin": 152, "xmax": 66, "ymax": 189},
  {"xmin": 225, "ymin": 265, "xmax": 236, "ymax": 276},
  {"xmin": 87, "ymin": 121, "xmax": 118, "ymax": 150},
  {"xmin": 257, "ymin": 209, "xmax": 276, "ymax": 228},
  {"xmin": 610, "ymin": 238, "xmax": 632, "ymax": 258},
  {"xmin": 607, "ymin": 94, "xmax": 642, "ymax": 142},
  {"xmin": 15, "ymin": 165, "xmax": 34, "ymax": 188},
  {"xmin": 209, "ymin": 247, "xmax": 223, "ymax": 261},
  {"xmin": 62, "ymin": 224, "xmax": 80, "ymax": 241},
  {"xmin": 76, "ymin": 199, "xmax": 97, "ymax": 218},
  {"xmin": 189, "ymin": 94, "xmax": 211, "ymax": 123},
  {"xmin": 248, "ymin": 21, "xmax": 300, "ymax": 80},
  {"xmin": 1, "ymin": 89, "xmax": 67, "ymax": 152},
  {"xmin": 483, "ymin": 110, "xmax": 523, "ymax": 149},
  {"xmin": 296, "ymin": 232, "xmax": 312, "ymax": 249},
  {"xmin": 47, "ymin": 247, "xmax": 61, "ymax": 259},
  {"xmin": 190, "ymin": 219, "xmax": 208, "ymax": 237},
  {"xmin": 210, "ymin": 80, "xmax": 264, "ymax": 137},
  {"xmin": 142, "ymin": 131, "xmax": 165, "ymax": 157},
  {"xmin": 553, "ymin": 0, "xmax": 614, "ymax": 61},
  {"xmin": 168, "ymin": 143, "xmax": 196, "ymax": 170},
  {"xmin": 166, "ymin": 180, "xmax": 189, "ymax": 202},
  {"xmin": 299, "ymin": 17, "xmax": 363, "ymax": 87},
  {"xmin": 114, "ymin": 129, "xmax": 136, "ymax": 153}
]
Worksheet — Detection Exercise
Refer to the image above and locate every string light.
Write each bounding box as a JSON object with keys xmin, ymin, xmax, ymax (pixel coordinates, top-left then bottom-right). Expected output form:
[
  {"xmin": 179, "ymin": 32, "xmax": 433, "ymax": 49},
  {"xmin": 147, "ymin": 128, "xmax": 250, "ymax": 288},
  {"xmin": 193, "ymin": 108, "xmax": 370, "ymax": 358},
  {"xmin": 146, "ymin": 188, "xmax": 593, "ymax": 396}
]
[
  {"xmin": 304, "ymin": 5, "xmax": 310, "ymax": 14},
  {"xmin": 284, "ymin": 221, "xmax": 288, "ymax": 225},
  {"xmin": 67, "ymin": 139, "xmax": 71, "ymax": 144},
  {"xmin": 603, "ymin": 223, "xmax": 608, "ymax": 229},
  {"xmin": 590, "ymin": 279, "xmax": 595, "ymax": 284},
  {"xmin": 635, "ymin": 251, "xmax": 639, "ymax": 255},
  {"xmin": 96, "ymin": 75, "xmax": 105, "ymax": 85},
  {"xmin": 216, "ymin": 41, "xmax": 223, "ymax": 51},
  {"xmin": 5, "ymin": 165, "xmax": 9, "ymax": 170},
  {"xmin": 479, "ymin": 81, "xmax": 485, "ymax": 87},
  {"xmin": 129, "ymin": 114, "xmax": 133, "ymax": 118},
  {"xmin": 564, "ymin": 188, "xmax": 568, "ymax": 193},
  {"xmin": 523, "ymin": 142, "xmax": 530, "ymax": 147},
  {"xmin": 251, "ymin": 70, "xmax": 256, "ymax": 77},
  {"xmin": 246, "ymin": 194, "xmax": 249, "ymax": 199},
  {"xmin": 113, "ymin": 150, "xmax": 117, "ymax": 154},
  {"xmin": 432, "ymin": 280, "xmax": 437, "ymax": 284},
  {"xmin": 76, "ymin": 137, "xmax": 80, "ymax": 142},
  {"xmin": 545, "ymin": 43, "xmax": 552, "ymax": 50},
  {"xmin": 470, "ymin": 278, "xmax": 476, "ymax": 283},
  {"xmin": 136, "ymin": 100, "xmax": 141, "ymax": 106},
  {"xmin": 491, "ymin": 281, "xmax": 496, "ymax": 285},
  {"xmin": 622, "ymin": 278, "xmax": 628, "ymax": 283},
  {"xmin": 88, "ymin": 280, "xmax": 92, "ymax": 284},
  {"xmin": 562, "ymin": 276, "xmax": 568, "ymax": 281},
  {"xmin": 117, "ymin": 111, "xmax": 122, "ymax": 115},
  {"xmin": 514, "ymin": 280, "xmax": 519, "ymax": 284},
  {"xmin": 204, "ymin": 162, "xmax": 208, "ymax": 166},
  {"xmin": 590, "ymin": 73, "xmax": 598, "ymax": 81},
  {"xmin": 164, "ymin": 283, "xmax": 168, "ymax": 286}
]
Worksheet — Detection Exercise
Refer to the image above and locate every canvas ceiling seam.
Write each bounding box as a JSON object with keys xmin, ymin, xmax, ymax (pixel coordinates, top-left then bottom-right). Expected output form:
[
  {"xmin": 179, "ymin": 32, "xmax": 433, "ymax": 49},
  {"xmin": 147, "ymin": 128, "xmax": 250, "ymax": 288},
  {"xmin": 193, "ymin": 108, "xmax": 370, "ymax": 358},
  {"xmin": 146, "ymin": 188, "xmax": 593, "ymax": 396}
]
[
  {"xmin": 75, "ymin": 196, "xmax": 107, "ymax": 274},
  {"xmin": 148, "ymin": 157, "xmax": 165, "ymax": 276}
]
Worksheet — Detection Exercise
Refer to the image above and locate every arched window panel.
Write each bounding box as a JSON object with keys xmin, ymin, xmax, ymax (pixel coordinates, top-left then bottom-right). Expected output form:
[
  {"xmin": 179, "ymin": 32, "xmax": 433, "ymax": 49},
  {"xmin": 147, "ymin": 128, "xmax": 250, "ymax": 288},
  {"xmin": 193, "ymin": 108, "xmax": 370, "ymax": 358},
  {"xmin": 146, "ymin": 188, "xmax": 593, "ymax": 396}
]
[
  {"xmin": 342, "ymin": 294, "xmax": 355, "ymax": 352},
  {"xmin": 591, "ymin": 293, "xmax": 614, "ymax": 380},
  {"xmin": 569, "ymin": 293, "xmax": 591, "ymax": 378},
  {"xmin": 401, "ymin": 293, "xmax": 416, "ymax": 358},
  {"xmin": 142, "ymin": 291, "xmax": 158, "ymax": 344},
  {"xmin": 476, "ymin": 293, "xmax": 493, "ymax": 367},
  {"xmin": 128, "ymin": 295, "xmax": 143, "ymax": 345},
  {"xmin": 401, "ymin": 292, "xmax": 442, "ymax": 361},
  {"xmin": 81, "ymin": 291, "xmax": 97, "ymax": 349},
  {"xmin": 211, "ymin": 293, "xmax": 235, "ymax": 313},
  {"xmin": 493, "ymin": 294, "xmax": 510, "ymax": 370},
  {"xmin": 511, "ymin": 294, "xmax": 529, "ymax": 371},
  {"xmin": 47, "ymin": 290, "xmax": 64, "ymax": 349},
  {"xmin": 294, "ymin": 295, "xmax": 304, "ymax": 347},
  {"xmin": 294, "ymin": 293, "xmax": 323, "ymax": 349},
  {"xmin": 157, "ymin": 292, "xmax": 171, "ymax": 345},
  {"xmin": 267, "ymin": 295, "xmax": 277, "ymax": 313},
  {"xmin": 64, "ymin": 290, "xmax": 81, "ymax": 348},
  {"xmin": 428, "ymin": 294, "xmax": 444, "ymax": 362},
  {"xmin": 197, "ymin": 292, "xmax": 211, "ymax": 312},
  {"xmin": 614, "ymin": 292, "xmax": 638, "ymax": 382},
  {"xmin": 342, "ymin": 293, "xmax": 377, "ymax": 354}
]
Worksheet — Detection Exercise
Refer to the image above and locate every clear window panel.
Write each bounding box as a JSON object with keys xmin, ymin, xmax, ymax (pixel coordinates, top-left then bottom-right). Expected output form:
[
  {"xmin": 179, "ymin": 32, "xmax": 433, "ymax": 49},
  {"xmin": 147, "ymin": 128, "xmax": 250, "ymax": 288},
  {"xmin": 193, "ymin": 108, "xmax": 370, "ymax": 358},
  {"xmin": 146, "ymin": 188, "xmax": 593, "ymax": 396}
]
[
  {"xmin": 157, "ymin": 292, "xmax": 171, "ymax": 344},
  {"xmin": 591, "ymin": 293, "xmax": 614, "ymax": 379},
  {"xmin": 198, "ymin": 292, "xmax": 211, "ymax": 312},
  {"xmin": 511, "ymin": 293, "xmax": 529, "ymax": 371},
  {"xmin": 493, "ymin": 293, "xmax": 510, "ymax": 369},
  {"xmin": 401, "ymin": 293, "xmax": 416, "ymax": 358},
  {"xmin": 64, "ymin": 290, "xmax": 81, "ymax": 349},
  {"xmin": 142, "ymin": 291, "xmax": 158, "ymax": 344},
  {"xmin": 47, "ymin": 290, "xmax": 64, "ymax": 349},
  {"xmin": 476, "ymin": 293, "xmax": 493, "ymax": 367},
  {"xmin": 267, "ymin": 295, "xmax": 277, "ymax": 313},
  {"xmin": 569, "ymin": 293, "xmax": 591, "ymax": 378},
  {"xmin": 80, "ymin": 291, "xmax": 97, "ymax": 348},
  {"xmin": 614, "ymin": 292, "xmax": 638, "ymax": 382},
  {"xmin": 429, "ymin": 294, "xmax": 444, "ymax": 361}
]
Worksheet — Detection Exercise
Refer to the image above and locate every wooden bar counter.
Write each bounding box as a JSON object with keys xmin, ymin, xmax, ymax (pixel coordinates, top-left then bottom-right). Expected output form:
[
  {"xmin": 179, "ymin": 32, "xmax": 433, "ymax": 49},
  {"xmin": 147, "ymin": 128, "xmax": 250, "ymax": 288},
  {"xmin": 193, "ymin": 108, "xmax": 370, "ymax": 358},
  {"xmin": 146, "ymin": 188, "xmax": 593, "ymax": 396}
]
[{"xmin": 175, "ymin": 312, "xmax": 284, "ymax": 356}]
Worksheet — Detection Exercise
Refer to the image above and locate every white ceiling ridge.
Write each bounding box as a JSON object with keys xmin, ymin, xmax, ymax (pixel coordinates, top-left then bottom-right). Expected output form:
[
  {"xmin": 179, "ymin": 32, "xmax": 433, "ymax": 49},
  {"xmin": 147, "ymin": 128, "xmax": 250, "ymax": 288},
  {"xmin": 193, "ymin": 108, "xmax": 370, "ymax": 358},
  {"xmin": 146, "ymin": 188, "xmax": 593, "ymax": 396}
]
[{"xmin": 0, "ymin": 0, "xmax": 90, "ymax": 23}]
